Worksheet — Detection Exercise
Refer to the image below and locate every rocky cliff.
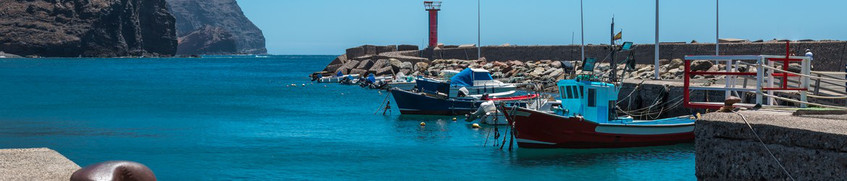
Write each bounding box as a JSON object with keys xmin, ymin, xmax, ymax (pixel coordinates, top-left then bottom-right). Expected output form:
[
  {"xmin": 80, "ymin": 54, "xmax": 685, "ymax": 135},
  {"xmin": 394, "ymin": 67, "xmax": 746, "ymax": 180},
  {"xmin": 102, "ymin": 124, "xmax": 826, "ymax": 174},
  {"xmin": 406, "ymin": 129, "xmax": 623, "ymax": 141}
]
[
  {"xmin": 176, "ymin": 25, "xmax": 236, "ymax": 55},
  {"xmin": 166, "ymin": 0, "xmax": 266, "ymax": 55},
  {"xmin": 0, "ymin": 0, "xmax": 177, "ymax": 57}
]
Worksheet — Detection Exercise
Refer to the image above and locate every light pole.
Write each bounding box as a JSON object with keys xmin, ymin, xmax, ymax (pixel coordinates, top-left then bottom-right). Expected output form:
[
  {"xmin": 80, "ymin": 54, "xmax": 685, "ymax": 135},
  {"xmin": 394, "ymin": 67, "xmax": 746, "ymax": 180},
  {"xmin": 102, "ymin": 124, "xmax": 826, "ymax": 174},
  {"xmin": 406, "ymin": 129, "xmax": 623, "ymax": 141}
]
[
  {"xmin": 477, "ymin": 0, "xmax": 481, "ymax": 60},
  {"xmin": 716, "ymin": 0, "xmax": 719, "ymax": 55},
  {"xmin": 654, "ymin": 0, "xmax": 660, "ymax": 79},
  {"xmin": 580, "ymin": 0, "xmax": 584, "ymax": 63}
]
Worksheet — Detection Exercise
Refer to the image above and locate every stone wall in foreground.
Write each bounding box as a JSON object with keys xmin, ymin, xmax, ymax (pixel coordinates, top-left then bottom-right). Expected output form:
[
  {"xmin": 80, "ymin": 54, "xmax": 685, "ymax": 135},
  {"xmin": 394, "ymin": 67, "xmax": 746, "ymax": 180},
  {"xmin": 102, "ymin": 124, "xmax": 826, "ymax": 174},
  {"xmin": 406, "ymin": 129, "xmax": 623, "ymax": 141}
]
[
  {"xmin": 696, "ymin": 111, "xmax": 847, "ymax": 180},
  {"xmin": 419, "ymin": 41, "xmax": 847, "ymax": 71}
]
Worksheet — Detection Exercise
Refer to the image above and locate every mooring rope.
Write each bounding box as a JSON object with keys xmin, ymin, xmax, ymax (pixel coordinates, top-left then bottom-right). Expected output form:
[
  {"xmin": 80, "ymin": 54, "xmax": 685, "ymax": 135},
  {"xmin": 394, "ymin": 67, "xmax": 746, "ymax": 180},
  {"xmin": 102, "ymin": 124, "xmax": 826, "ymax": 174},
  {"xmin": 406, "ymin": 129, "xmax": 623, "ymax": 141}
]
[
  {"xmin": 763, "ymin": 93, "xmax": 847, "ymax": 110},
  {"xmin": 738, "ymin": 61, "xmax": 846, "ymax": 83},
  {"xmin": 806, "ymin": 94, "xmax": 847, "ymax": 99},
  {"xmin": 733, "ymin": 111, "xmax": 796, "ymax": 181}
]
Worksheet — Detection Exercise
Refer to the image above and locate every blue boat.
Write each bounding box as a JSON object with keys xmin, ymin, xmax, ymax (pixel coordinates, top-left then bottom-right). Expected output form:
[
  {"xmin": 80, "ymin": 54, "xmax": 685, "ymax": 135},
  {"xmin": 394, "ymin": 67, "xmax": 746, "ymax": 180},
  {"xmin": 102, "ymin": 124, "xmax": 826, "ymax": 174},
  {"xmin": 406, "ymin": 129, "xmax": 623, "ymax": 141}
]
[
  {"xmin": 390, "ymin": 88, "xmax": 483, "ymax": 115},
  {"xmin": 390, "ymin": 68, "xmax": 533, "ymax": 115}
]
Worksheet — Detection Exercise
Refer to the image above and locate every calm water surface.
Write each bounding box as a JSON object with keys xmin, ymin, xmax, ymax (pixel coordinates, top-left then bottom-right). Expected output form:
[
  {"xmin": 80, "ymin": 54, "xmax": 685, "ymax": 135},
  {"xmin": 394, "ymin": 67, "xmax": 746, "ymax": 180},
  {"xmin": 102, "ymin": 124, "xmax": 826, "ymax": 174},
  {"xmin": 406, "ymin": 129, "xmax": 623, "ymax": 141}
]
[{"xmin": 0, "ymin": 56, "xmax": 694, "ymax": 180}]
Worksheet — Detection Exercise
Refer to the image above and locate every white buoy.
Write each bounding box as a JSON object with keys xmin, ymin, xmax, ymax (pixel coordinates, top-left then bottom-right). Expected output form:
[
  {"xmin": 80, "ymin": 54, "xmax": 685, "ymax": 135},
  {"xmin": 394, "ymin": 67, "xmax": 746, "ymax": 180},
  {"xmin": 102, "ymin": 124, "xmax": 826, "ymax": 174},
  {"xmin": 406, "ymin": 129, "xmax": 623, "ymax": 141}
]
[
  {"xmin": 452, "ymin": 117, "xmax": 457, "ymax": 121},
  {"xmin": 420, "ymin": 122, "xmax": 426, "ymax": 126}
]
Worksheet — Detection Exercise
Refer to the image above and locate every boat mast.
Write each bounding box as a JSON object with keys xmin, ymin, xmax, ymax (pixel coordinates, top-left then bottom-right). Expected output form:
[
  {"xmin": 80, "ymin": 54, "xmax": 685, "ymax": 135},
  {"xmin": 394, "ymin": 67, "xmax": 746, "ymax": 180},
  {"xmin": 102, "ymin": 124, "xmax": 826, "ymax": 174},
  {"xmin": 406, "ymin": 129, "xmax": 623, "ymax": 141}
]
[{"xmin": 610, "ymin": 16, "xmax": 617, "ymax": 83}]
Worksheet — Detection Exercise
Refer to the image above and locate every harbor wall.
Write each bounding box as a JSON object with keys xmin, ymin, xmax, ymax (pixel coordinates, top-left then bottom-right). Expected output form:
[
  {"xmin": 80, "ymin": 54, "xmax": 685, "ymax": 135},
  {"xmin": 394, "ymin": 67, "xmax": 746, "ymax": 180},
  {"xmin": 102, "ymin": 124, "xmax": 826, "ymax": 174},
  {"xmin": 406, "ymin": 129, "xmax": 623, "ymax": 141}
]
[
  {"xmin": 419, "ymin": 41, "xmax": 847, "ymax": 71},
  {"xmin": 617, "ymin": 80, "xmax": 726, "ymax": 119},
  {"xmin": 695, "ymin": 111, "xmax": 847, "ymax": 180}
]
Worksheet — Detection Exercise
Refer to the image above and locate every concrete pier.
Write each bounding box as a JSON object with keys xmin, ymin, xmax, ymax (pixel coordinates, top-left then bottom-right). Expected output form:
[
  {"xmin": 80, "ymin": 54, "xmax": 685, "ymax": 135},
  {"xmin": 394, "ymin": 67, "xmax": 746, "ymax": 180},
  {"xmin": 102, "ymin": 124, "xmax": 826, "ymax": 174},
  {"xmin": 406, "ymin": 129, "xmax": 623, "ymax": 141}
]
[
  {"xmin": 695, "ymin": 110, "xmax": 847, "ymax": 180},
  {"xmin": 0, "ymin": 148, "xmax": 80, "ymax": 181}
]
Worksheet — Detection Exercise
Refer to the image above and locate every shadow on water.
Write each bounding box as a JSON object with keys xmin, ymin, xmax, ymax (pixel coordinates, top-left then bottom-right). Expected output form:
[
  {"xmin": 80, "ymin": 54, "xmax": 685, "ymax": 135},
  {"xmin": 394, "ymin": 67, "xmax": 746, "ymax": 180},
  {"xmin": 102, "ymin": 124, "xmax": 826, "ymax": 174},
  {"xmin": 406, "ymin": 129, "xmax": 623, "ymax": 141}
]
[{"xmin": 509, "ymin": 143, "xmax": 695, "ymax": 166}]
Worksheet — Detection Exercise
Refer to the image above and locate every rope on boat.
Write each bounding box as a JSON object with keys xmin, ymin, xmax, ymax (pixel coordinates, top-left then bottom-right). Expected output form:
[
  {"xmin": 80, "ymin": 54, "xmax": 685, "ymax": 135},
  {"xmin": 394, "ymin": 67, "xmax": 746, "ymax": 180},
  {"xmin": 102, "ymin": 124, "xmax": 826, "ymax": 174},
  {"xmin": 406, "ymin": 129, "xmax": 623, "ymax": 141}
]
[
  {"xmin": 616, "ymin": 79, "xmax": 646, "ymax": 104},
  {"xmin": 734, "ymin": 111, "xmax": 796, "ymax": 181}
]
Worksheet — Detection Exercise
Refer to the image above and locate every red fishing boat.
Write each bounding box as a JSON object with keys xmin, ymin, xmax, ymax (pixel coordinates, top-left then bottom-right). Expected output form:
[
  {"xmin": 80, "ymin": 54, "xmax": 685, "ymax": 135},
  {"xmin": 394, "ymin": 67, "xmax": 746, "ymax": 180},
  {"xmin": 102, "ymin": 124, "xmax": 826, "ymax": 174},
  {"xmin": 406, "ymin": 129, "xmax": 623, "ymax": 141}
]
[{"xmin": 499, "ymin": 79, "xmax": 696, "ymax": 149}]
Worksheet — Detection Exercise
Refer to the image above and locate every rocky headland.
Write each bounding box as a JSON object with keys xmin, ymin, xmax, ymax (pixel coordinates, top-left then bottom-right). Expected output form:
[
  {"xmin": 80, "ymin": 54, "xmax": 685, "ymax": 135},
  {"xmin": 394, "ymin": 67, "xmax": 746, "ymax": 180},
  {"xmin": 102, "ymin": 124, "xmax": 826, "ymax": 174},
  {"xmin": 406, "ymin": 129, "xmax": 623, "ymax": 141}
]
[
  {"xmin": 0, "ymin": 0, "xmax": 266, "ymax": 57},
  {"xmin": 0, "ymin": 0, "xmax": 178, "ymax": 57},
  {"xmin": 167, "ymin": 0, "xmax": 266, "ymax": 55},
  {"xmin": 174, "ymin": 25, "xmax": 237, "ymax": 55}
]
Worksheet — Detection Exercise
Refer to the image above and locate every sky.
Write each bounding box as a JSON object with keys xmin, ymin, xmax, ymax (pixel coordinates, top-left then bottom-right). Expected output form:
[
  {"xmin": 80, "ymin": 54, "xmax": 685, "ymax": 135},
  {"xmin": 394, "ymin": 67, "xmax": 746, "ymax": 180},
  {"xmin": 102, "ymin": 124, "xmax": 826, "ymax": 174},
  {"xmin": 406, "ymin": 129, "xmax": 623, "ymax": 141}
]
[{"xmin": 238, "ymin": 0, "xmax": 847, "ymax": 55}]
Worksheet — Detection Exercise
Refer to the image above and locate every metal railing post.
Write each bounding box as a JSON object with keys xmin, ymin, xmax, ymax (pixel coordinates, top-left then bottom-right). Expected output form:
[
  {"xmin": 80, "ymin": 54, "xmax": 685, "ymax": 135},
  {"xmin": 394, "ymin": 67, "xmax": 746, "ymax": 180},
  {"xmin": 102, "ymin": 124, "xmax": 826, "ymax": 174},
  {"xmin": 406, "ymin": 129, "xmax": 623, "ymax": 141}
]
[
  {"xmin": 767, "ymin": 58, "xmax": 775, "ymax": 105},
  {"xmin": 756, "ymin": 56, "xmax": 764, "ymax": 106},
  {"xmin": 814, "ymin": 74, "xmax": 821, "ymax": 95},
  {"xmin": 801, "ymin": 57, "xmax": 810, "ymax": 108},
  {"xmin": 725, "ymin": 59, "xmax": 732, "ymax": 98}
]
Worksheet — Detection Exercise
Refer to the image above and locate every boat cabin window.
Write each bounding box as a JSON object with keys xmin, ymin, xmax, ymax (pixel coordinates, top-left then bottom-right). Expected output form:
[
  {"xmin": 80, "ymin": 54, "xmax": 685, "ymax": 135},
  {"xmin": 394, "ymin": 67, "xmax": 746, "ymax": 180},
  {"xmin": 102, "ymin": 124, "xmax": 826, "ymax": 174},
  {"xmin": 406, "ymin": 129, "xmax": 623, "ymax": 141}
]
[
  {"xmin": 571, "ymin": 86, "xmax": 579, "ymax": 98},
  {"xmin": 579, "ymin": 86, "xmax": 584, "ymax": 97},
  {"xmin": 587, "ymin": 88, "xmax": 596, "ymax": 107},
  {"xmin": 559, "ymin": 86, "xmax": 566, "ymax": 98},
  {"xmin": 565, "ymin": 86, "xmax": 573, "ymax": 99}
]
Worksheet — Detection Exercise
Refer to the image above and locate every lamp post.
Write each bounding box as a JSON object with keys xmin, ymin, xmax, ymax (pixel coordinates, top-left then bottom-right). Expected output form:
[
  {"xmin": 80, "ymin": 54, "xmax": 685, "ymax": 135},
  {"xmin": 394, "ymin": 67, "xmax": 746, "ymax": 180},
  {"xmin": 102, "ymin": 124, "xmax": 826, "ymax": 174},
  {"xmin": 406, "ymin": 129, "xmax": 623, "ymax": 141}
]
[
  {"xmin": 654, "ymin": 0, "xmax": 660, "ymax": 79},
  {"xmin": 580, "ymin": 0, "xmax": 585, "ymax": 63},
  {"xmin": 477, "ymin": 0, "xmax": 481, "ymax": 60}
]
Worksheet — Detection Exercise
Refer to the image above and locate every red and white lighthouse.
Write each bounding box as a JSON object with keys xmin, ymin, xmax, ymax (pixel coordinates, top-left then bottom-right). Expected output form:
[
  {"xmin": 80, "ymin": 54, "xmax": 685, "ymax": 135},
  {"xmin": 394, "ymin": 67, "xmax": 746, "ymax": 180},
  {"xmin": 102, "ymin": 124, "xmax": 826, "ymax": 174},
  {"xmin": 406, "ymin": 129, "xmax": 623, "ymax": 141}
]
[{"xmin": 424, "ymin": 1, "xmax": 442, "ymax": 48}]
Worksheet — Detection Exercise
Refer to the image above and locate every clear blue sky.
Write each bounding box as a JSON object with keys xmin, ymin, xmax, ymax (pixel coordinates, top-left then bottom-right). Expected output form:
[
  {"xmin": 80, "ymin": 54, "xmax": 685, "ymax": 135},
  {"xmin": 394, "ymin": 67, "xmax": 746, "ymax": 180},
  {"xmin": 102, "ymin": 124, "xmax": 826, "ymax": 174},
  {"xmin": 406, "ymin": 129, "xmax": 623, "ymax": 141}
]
[{"xmin": 239, "ymin": 0, "xmax": 847, "ymax": 55}]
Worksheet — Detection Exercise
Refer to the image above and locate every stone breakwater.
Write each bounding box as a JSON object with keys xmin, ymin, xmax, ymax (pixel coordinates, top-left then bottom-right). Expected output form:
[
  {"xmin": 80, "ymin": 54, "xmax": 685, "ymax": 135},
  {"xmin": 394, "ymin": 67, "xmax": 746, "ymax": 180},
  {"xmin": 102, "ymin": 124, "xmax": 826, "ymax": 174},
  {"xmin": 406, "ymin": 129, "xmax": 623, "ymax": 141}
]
[
  {"xmin": 418, "ymin": 41, "xmax": 847, "ymax": 72},
  {"xmin": 319, "ymin": 45, "xmax": 736, "ymax": 92}
]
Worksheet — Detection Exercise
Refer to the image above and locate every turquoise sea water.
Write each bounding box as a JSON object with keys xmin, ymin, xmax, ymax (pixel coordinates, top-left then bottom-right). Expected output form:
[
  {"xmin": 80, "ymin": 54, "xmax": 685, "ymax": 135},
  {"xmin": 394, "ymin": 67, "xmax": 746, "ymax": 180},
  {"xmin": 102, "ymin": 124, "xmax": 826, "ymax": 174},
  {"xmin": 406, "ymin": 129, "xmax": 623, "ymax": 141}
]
[{"xmin": 0, "ymin": 56, "xmax": 694, "ymax": 180}]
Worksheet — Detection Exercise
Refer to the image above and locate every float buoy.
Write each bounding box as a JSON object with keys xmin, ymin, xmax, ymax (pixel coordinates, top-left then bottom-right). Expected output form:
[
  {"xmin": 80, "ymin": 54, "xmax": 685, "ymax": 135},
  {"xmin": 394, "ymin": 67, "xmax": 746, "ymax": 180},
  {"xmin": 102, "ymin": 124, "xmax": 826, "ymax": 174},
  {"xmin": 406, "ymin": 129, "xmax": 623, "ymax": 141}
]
[
  {"xmin": 290, "ymin": 84, "xmax": 297, "ymax": 87},
  {"xmin": 472, "ymin": 123, "xmax": 481, "ymax": 128},
  {"xmin": 302, "ymin": 84, "xmax": 306, "ymax": 87},
  {"xmin": 420, "ymin": 122, "xmax": 426, "ymax": 126},
  {"xmin": 452, "ymin": 117, "xmax": 457, "ymax": 121}
]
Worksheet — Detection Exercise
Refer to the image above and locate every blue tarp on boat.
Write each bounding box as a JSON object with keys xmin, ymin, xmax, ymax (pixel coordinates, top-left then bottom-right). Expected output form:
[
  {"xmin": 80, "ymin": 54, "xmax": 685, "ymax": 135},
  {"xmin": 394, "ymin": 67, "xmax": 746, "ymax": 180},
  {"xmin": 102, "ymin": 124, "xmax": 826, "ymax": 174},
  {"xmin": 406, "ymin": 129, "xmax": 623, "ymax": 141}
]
[
  {"xmin": 450, "ymin": 68, "xmax": 493, "ymax": 87},
  {"xmin": 336, "ymin": 71, "xmax": 343, "ymax": 77},
  {"xmin": 367, "ymin": 74, "xmax": 376, "ymax": 83}
]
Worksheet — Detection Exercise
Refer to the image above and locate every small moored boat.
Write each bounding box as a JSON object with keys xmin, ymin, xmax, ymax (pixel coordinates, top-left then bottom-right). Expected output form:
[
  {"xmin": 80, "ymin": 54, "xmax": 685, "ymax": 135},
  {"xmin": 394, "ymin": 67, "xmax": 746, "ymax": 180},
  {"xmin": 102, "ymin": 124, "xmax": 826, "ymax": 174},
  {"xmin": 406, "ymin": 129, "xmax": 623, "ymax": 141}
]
[
  {"xmin": 390, "ymin": 68, "xmax": 528, "ymax": 115},
  {"xmin": 499, "ymin": 78, "xmax": 695, "ymax": 149}
]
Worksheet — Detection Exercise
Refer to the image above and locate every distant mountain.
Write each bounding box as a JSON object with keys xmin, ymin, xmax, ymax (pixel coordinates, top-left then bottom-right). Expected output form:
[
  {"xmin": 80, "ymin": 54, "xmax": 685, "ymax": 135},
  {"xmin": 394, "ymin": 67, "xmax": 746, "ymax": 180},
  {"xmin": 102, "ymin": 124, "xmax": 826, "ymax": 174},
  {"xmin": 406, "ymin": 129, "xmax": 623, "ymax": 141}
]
[
  {"xmin": 0, "ymin": 0, "xmax": 178, "ymax": 57},
  {"xmin": 166, "ymin": 0, "xmax": 267, "ymax": 55}
]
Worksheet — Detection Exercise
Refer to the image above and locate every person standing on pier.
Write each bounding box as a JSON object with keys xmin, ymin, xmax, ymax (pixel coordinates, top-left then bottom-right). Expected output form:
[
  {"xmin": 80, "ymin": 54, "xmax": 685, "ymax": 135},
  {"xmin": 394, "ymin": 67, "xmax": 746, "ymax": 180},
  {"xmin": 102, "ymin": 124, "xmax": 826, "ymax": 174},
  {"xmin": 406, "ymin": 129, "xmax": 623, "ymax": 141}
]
[{"xmin": 805, "ymin": 49, "xmax": 814, "ymax": 70}]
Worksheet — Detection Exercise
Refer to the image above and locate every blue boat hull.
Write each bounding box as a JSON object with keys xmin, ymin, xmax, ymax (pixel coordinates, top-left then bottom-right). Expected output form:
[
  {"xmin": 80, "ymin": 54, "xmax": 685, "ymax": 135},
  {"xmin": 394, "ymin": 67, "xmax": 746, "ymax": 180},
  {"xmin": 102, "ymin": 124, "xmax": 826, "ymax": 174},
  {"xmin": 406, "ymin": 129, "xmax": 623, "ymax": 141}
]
[{"xmin": 390, "ymin": 89, "xmax": 482, "ymax": 115}]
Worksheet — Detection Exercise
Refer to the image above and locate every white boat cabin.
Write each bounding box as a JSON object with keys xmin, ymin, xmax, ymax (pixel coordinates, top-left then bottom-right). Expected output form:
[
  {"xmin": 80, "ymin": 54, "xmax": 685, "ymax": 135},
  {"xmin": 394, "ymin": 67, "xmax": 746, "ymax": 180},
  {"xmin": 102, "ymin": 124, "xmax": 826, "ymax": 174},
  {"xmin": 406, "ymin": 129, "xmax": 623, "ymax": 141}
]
[{"xmin": 447, "ymin": 68, "xmax": 516, "ymax": 98}]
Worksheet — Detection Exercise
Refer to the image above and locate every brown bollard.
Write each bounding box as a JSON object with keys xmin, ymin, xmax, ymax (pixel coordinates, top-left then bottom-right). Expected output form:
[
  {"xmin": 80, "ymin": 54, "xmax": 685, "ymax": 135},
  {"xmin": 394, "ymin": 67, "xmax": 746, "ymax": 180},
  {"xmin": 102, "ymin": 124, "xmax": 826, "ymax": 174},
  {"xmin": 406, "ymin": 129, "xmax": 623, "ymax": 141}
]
[
  {"xmin": 70, "ymin": 161, "xmax": 156, "ymax": 181},
  {"xmin": 719, "ymin": 96, "xmax": 742, "ymax": 112}
]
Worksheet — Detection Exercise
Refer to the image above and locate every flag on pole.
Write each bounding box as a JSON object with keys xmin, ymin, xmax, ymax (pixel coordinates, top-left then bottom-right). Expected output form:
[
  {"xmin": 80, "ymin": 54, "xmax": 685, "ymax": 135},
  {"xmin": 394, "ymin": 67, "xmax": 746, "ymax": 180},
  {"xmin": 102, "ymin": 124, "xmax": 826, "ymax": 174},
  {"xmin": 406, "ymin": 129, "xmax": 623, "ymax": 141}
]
[{"xmin": 614, "ymin": 31, "xmax": 623, "ymax": 40}]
